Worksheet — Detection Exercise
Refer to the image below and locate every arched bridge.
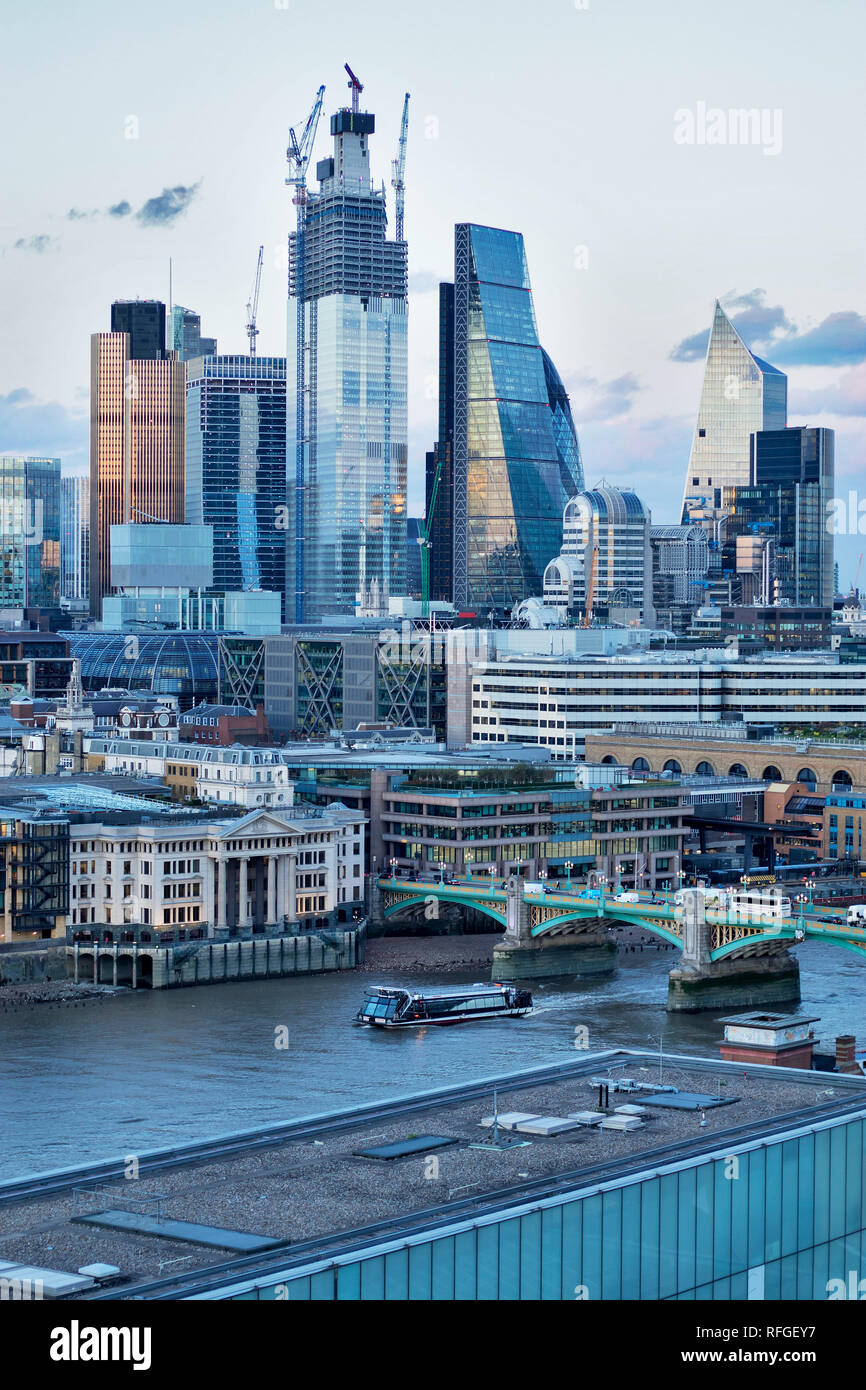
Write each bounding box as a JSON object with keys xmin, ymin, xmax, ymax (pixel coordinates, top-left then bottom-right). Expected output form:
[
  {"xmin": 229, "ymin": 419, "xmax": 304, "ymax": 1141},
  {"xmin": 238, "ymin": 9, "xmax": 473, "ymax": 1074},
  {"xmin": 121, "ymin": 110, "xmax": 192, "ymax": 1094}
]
[{"xmin": 376, "ymin": 875, "xmax": 866, "ymax": 964}]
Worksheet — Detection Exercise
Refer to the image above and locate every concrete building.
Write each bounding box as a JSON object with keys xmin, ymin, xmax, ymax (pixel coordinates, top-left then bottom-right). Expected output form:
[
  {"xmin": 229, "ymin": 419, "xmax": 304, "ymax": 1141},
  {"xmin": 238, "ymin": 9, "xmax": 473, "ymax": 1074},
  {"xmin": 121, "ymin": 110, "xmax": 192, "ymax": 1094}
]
[
  {"xmin": 544, "ymin": 485, "xmax": 655, "ymax": 625},
  {"xmin": 0, "ymin": 808, "xmax": 69, "ymax": 940},
  {"xmin": 0, "ymin": 630, "xmax": 74, "ymax": 700},
  {"xmin": 68, "ymin": 802, "xmax": 365, "ymax": 936},
  {"xmin": 379, "ymin": 767, "xmax": 687, "ymax": 890},
  {"xmin": 586, "ymin": 724, "xmax": 866, "ymax": 796},
  {"xmin": 89, "ymin": 301, "xmax": 185, "ymax": 617},
  {"xmin": 451, "ymin": 652, "xmax": 866, "ymax": 759}
]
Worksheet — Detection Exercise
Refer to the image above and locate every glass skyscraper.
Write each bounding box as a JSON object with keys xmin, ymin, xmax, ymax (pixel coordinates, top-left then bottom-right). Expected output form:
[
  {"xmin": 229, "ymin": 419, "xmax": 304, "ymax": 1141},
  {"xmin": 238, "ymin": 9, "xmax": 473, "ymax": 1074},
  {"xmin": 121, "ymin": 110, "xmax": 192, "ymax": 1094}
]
[
  {"xmin": 723, "ymin": 426, "xmax": 835, "ymax": 608},
  {"xmin": 681, "ymin": 300, "xmax": 787, "ymax": 521},
  {"xmin": 0, "ymin": 455, "xmax": 61, "ymax": 608},
  {"xmin": 451, "ymin": 224, "xmax": 583, "ymax": 614},
  {"xmin": 287, "ymin": 92, "xmax": 408, "ymax": 621},
  {"xmin": 185, "ymin": 355, "xmax": 287, "ymax": 617},
  {"xmin": 60, "ymin": 474, "xmax": 89, "ymax": 603},
  {"xmin": 169, "ymin": 306, "xmax": 217, "ymax": 362}
]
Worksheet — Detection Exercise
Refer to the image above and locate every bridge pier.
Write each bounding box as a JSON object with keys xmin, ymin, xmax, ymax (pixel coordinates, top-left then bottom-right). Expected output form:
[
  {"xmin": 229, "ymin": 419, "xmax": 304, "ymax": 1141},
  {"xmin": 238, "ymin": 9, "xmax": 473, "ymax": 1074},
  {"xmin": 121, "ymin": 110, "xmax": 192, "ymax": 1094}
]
[
  {"xmin": 666, "ymin": 890, "xmax": 800, "ymax": 1013},
  {"xmin": 492, "ymin": 879, "xmax": 616, "ymax": 981}
]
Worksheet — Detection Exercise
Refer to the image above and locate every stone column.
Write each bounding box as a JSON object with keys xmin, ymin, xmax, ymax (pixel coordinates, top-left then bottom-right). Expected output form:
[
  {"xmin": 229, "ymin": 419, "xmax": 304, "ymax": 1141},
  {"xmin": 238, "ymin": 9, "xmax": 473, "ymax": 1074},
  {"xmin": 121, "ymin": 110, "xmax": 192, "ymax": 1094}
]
[
  {"xmin": 267, "ymin": 856, "xmax": 277, "ymax": 928},
  {"xmin": 204, "ymin": 856, "xmax": 216, "ymax": 937},
  {"xmin": 239, "ymin": 856, "xmax": 252, "ymax": 929},
  {"xmin": 217, "ymin": 856, "xmax": 228, "ymax": 933},
  {"xmin": 288, "ymin": 850, "xmax": 298, "ymax": 925}
]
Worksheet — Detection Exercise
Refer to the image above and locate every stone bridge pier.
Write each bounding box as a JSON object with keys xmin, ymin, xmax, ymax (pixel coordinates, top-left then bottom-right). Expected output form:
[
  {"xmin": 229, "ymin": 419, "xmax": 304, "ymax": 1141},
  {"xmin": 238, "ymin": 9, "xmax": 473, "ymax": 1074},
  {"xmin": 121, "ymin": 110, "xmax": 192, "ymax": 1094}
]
[
  {"xmin": 492, "ymin": 878, "xmax": 617, "ymax": 982},
  {"xmin": 667, "ymin": 889, "xmax": 801, "ymax": 1013}
]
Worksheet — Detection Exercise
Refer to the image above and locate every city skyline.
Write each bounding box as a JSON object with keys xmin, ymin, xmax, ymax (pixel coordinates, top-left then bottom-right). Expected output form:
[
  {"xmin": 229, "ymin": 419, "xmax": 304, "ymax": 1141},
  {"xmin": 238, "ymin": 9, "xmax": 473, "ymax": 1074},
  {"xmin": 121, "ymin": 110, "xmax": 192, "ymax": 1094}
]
[{"xmin": 3, "ymin": 0, "xmax": 866, "ymax": 583}]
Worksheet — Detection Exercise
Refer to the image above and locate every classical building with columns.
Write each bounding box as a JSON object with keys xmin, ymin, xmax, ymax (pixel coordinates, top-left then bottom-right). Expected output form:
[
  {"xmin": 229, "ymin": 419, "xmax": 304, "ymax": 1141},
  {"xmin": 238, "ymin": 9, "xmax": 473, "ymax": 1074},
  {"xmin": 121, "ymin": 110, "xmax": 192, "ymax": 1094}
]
[{"xmin": 68, "ymin": 803, "xmax": 365, "ymax": 936}]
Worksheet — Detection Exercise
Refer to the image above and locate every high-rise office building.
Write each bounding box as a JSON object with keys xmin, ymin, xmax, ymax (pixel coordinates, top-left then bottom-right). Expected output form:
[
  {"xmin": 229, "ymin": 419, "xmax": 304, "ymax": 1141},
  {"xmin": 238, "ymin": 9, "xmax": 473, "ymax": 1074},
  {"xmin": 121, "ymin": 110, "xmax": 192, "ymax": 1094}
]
[
  {"xmin": 0, "ymin": 456, "xmax": 60, "ymax": 608},
  {"xmin": 287, "ymin": 87, "xmax": 408, "ymax": 622},
  {"xmin": 724, "ymin": 426, "xmax": 835, "ymax": 608},
  {"xmin": 681, "ymin": 300, "xmax": 787, "ymax": 521},
  {"xmin": 451, "ymin": 224, "xmax": 583, "ymax": 614},
  {"xmin": 60, "ymin": 474, "xmax": 90, "ymax": 603},
  {"xmin": 169, "ymin": 305, "xmax": 217, "ymax": 362},
  {"xmin": 425, "ymin": 283, "xmax": 455, "ymax": 605},
  {"xmin": 110, "ymin": 300, "xmax": 168, "ymax": 362},
  {"xmin": 185, "ymin": 355, "xmax": 287, "ymax": 617},
  {"xmin": 89, "ymin": 302, "xmax": 185, "ymax": 617},
  {"xmin": 544, "ymin": 485, "xmax": 655, "ymax": 624}
]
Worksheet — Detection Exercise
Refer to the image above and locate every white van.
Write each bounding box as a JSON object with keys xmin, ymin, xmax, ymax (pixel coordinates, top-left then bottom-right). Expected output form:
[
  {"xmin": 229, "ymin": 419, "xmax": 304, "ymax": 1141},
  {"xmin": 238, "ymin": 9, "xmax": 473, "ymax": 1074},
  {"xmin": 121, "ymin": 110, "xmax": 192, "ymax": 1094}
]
[
  {"xmin": 614, "ymin": 891, "xmax": 640, "ymax": 904},
  {"xmin": 847, "ymin": 903, "xmax": 866, "ymax": 926}
]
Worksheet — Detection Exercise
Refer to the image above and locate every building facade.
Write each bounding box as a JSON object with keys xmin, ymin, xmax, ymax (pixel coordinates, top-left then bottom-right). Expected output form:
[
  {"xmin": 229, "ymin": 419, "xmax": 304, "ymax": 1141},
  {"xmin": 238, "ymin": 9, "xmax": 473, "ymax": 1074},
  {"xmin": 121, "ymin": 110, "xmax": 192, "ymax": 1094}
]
[
  {"xmin": 89, "ymin": 302, "xmax": 185, "ymax": 616},
  {"xmin": 185, "ymin": 355, "xmax": 287, "ymax": 617},
  {"xmin": 68, "ymin": 803, "xmax": 365, "ymax": 935},
  {"xmin": 60, "ymin": 474, "xmax": 90, "ymax": 603},
  {"xmin": 169, "ymin": 305, "xmax": 217, "ymax": 361},
  {"xmin": 681, "ymin": 300, "xmax": 787, "ymax": 521},
  {"xmin": 0, "ymin": 455, "xmax": 61, "ymax": 608},
  {"xmin": 544, "ymin": 486, "xmax": 654, "ymax": 625},
  {"xmin": 287, "ymin": 92, "xmax": 408, "ymax": 621},
  {"xmin": 451, "ymin": 224, "xmax": 583, "ymax": 615},
  {"xmin": 453, "ymin": 654, "xmax": 866, "ymax": 758}
]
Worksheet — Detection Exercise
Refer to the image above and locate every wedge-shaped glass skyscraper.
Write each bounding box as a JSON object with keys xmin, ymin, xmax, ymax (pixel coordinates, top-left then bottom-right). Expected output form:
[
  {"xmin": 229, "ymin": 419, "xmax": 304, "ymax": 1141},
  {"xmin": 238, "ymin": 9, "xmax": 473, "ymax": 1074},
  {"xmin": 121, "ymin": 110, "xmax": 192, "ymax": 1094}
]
[
  {"xmin": 452, "ymin": 224, "xmax": 583, "ymax": 613},
  {"xmin": 681, "ymin": 300, "xmax": 787, "ymax": 521}
]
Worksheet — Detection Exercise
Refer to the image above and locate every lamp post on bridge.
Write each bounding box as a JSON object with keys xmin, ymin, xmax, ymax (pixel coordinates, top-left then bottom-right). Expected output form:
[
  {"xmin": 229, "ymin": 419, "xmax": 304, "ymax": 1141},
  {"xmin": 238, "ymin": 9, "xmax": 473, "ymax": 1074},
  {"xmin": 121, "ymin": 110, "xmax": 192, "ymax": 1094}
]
[
  {"xmin": 565, "ymin": 860, "xmax": 574, "ymax": 888},
  {"xmin": 464, "ymin": 850, "xmax": 473, "ymax": 882},
  {"xmin": 488, "ymin": 864, "xmax": 496, "ymax": 895}
]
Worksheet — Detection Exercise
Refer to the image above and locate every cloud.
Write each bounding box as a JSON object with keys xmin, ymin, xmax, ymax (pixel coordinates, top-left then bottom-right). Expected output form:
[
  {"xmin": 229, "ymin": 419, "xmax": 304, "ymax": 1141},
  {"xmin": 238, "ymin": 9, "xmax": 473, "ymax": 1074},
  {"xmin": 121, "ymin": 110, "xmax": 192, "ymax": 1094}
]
[
  {"xmin": 135, "ymin": 182, "xmax": 201, "ymax": 227},
  {"xmin": 792, "ymin": 362, "xmax": 866, "ymax": 418},
  {"xmin": 12, "ymin": 234, "xmax": 57, "ymax": 254},
  {"xmin": 671, "ymin": 289, "xmax": 866, "ymax": 367},
  {"xmin": 108, "ymin": 200, "xmax": 132, "ymax": 218},
  {"xmin": 770, "ymin": 311, "xmax": 866, "ymax": 367},
  {"xmin": 566, "ymin": 371, "xmax": 642, "ymax": 423},
  {"xmin": 66, "ymin": 207, "xmax": 97, "ymax": 222},
  {"xmin": 0, "ymin": 388, "xmax": 88, "ymax": 456}
]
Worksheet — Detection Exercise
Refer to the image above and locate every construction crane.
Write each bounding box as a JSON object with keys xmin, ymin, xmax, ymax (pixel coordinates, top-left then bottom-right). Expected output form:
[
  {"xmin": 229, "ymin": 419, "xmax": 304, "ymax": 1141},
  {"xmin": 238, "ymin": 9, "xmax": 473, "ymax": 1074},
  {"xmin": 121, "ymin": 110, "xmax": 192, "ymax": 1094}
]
[
  {"xmin": 286, "ymin": 84, "xmax": 326, "ymax": 623},
  {"xmin": 245, "ymin": 245, "xmax": 263, "ymax": 358},
  {"xmin": 344, "ymin": 63, "xmax": 363, "ymax": 113},
  {"xmin": 392, "ymin": 92, "xmax": 410, "ymax": 242}
]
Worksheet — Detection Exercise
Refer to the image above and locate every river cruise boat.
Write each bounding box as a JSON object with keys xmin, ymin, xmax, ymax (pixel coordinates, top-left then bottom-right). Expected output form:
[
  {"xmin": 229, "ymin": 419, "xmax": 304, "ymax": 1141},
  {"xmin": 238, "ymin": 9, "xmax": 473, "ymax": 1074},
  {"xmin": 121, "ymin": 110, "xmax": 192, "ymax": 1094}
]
[{"xmin": 356, "ymin": 983, "xmax": 533, "ymax": 1028}]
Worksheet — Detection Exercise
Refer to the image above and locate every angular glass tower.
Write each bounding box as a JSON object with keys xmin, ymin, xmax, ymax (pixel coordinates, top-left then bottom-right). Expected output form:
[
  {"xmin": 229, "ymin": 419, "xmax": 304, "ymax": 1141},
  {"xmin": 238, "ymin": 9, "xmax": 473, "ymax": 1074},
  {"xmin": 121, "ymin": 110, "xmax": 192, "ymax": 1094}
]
[
  {"xmin": 681, "ymin": 300, "xmax": 787, "ymax": 520},
  {"xmin": 452, "ymin": 224, "xmax": 582, "ymax": 614},
  {"xmin": 287, "ymin": 95, "xmax": 408, "ymax": 621},
  {"xmin": 185, "ymin": 355, "xmax": 287, "ymax": 617}
]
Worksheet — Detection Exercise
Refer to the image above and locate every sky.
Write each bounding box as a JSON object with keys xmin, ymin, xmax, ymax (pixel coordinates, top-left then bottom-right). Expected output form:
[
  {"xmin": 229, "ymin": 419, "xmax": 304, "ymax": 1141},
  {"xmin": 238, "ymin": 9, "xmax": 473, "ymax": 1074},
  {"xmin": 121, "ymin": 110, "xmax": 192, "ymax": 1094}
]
[{"xmin": 2, "ymin": 0, "xmax": 866, "ymax": 584}]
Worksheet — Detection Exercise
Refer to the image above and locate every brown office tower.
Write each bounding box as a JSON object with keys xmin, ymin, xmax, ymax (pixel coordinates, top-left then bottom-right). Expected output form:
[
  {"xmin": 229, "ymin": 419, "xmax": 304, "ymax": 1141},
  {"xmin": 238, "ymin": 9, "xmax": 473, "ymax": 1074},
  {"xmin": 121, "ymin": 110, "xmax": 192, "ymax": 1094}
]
[{"xmin": 89, "ymin": 301, "xmax": 185, "ymax": 617}]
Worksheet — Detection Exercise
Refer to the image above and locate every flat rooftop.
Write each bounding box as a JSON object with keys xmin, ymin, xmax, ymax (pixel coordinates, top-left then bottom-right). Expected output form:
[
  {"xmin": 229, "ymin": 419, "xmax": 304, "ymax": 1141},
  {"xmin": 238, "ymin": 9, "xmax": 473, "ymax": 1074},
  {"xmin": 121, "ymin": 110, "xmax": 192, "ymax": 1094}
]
[{"xmin": 1, "ymin": 1051, "xmax": 863, "ymax": 1296}]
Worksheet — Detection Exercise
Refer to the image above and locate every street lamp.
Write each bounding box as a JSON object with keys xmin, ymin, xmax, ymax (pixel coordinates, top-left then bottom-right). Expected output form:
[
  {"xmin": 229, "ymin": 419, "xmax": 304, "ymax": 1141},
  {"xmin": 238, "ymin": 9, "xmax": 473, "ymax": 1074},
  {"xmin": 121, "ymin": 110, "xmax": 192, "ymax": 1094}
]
[
  {"xmin": 465, "ymin": 850, "xmax": 473, "ymax": 881},
  {"xmin": 389, "ymin": 857, "xmax": 398, "ymax": 879},
  {"xmin": 488, "ymin": 864, "xmax": 496, "ymax": 895},
  {"xmin": 565, "ymin": 859, "xmax": 574, "ymax": 887}
]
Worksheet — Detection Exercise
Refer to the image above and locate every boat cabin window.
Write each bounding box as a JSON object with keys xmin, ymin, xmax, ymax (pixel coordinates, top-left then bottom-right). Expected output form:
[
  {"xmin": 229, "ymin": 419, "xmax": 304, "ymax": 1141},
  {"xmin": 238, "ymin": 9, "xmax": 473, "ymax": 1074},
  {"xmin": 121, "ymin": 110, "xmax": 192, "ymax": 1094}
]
[{"xmin": 361, "ymin": 994, "xmax": 403, "ymax": 1020}]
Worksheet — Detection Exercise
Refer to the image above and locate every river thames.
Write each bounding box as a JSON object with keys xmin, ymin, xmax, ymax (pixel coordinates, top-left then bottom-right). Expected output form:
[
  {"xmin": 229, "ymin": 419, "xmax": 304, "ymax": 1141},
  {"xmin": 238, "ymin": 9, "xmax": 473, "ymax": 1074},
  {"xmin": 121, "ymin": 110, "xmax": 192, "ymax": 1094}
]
[{"xmin": 1, "ymin": 940, "xmax": 863, "ymax": 1180}]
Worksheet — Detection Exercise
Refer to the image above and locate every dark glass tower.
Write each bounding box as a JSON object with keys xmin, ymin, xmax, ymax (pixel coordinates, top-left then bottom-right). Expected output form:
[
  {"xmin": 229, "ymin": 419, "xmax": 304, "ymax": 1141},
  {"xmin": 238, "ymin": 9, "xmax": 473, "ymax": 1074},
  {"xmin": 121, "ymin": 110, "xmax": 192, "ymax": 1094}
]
[
  {"xmin": 724, "ymin": 426, "xmax": 834, "ymax": 607},
  {"xmin": 451, "ymin": 224, "xmax": 583, "ymax": 614},
  {"xmin": 110, "ymin": 300, "xmax": 167, "ymax": 361},
  {"xmin": 425, "ymin": 282, "xmax": 455, "ymax": 603},
  {"xmin": 185, "ymin": 356, "xmax": 288, "ymax": 617}
]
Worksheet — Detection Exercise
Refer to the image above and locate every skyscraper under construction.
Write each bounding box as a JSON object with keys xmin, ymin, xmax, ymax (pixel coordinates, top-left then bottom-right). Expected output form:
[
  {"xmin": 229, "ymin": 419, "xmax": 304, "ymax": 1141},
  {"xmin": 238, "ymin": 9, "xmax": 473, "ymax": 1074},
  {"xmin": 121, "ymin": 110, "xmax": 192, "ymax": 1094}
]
[{"xmin": 286, "ymin": 74, "xmax": 408, "ymax": 621}]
